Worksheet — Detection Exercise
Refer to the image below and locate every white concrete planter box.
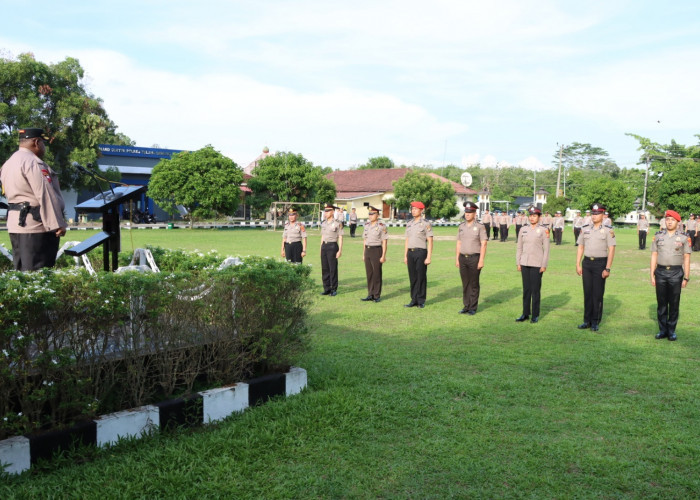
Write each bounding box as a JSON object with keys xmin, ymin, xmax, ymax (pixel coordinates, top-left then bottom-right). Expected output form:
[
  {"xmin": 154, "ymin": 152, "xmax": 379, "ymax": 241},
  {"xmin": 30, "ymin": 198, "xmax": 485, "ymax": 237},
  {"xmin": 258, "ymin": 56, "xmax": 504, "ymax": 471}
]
[
  {"xmin": 0, "ymin": 367, "xmax": 306, "ymax": 476},
  {"xmin": 95, "ymin": 405, "xmax": 159, "ymax": 447},
  {"xmin": 201, "ymin": 383, "xmax": 249, "ymax": 423}
]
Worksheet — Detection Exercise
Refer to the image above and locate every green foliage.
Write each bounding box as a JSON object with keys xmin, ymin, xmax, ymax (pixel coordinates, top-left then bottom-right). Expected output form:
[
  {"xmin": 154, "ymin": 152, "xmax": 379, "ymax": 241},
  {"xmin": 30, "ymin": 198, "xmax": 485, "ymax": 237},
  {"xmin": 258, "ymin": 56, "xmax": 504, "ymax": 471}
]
[
  {"xmin": 358, "ymin": 156, "xmax": 395, "ymax": 169},
  {"xmin": 247, "ymin": 152, "xmax": 336, "ymax": 217},
  {"xmin": 0, "ymin": 52, "xmax": 132, "ymax": 190},
  {"xmin": 0, "ymin": 251, "xmax": 313, "ymax": 439},
  {"xmin": 392, "ymin": 171, "xmax": 458, "ymax": 219},
  {"xmin": 542, "ymin": 196, "xmax": 568, "ymax": 215},
  {"xmin": 148, "ymin": 146, "xmax": 244, "ymax": 226},
  {"xmin": 571, "ymin": 177, "xmax": 635, "ymax": 217}
]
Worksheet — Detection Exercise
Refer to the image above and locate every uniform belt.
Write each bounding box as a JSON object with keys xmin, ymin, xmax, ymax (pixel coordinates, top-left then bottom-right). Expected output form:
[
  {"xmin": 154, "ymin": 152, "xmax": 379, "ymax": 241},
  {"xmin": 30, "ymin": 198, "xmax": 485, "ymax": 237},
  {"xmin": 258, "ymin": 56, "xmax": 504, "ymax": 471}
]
[
  {"xmin": 461, "ymin": 253, "xmax": 479, "ymax": 257},
  {"xmin": 365, "ymin": 245, "xmax": 381, "ymax": 248},
  {"xmin": 7, "ymin": 202, "xmax": 41, "ymax": 227},
  {"xmin": 659, "ymin": 265, "xmax": 682, "ymax": 270},
  {"xmin": 408, "ymin": 248, "xmax": 426, "ymax": 251},
  {"xmin": 585, "ymin": 256, "xmax": 606, "ymax": 261},
  {"xmin": 322, "ymin": 241, "xmax": 338, "ymax": 245}
]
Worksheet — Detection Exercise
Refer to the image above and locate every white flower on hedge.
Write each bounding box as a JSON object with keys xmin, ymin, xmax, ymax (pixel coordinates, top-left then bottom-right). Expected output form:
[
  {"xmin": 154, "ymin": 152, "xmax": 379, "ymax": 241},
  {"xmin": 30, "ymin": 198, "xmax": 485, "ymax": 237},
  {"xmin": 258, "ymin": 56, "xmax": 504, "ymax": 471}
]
[
  {"xmin": 105, "ymin": 300, "xmax": 110, "ymax": 304},
  {"xmin": 2, "ymin": 349, "xmax": 8, "ymax": 357}
]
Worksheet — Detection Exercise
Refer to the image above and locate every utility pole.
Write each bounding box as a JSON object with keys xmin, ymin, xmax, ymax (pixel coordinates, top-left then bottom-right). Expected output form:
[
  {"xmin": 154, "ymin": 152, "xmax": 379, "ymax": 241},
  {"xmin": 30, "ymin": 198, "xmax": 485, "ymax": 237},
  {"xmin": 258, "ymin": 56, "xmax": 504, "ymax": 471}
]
[
  {"xmin": 533, "ymin": 170, "xmax": 537, "ymax": 203},
  {"xmin": 642, "ymin": 155, "xmax": 650, "ymax": 211},
  {"xmin": 556, "ymin": 143, "xmax": 563, "ymax": 197}
]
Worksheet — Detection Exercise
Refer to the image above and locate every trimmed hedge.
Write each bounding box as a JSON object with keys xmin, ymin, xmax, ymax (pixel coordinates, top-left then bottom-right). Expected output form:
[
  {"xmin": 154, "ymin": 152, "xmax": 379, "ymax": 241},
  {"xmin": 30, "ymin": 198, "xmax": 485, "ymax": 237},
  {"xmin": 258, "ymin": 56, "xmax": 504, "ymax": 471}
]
[{"xmin": 0, "ymin": 250, "xmax": 313, "ymax": 439}]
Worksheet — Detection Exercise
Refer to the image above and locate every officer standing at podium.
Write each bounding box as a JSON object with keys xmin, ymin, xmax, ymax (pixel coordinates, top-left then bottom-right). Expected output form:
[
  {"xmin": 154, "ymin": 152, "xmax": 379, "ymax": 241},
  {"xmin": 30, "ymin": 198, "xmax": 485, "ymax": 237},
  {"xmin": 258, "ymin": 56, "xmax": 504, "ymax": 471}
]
[{"xmin": 0, "ymin": 128, "xmax": 67, "ymax": 271}]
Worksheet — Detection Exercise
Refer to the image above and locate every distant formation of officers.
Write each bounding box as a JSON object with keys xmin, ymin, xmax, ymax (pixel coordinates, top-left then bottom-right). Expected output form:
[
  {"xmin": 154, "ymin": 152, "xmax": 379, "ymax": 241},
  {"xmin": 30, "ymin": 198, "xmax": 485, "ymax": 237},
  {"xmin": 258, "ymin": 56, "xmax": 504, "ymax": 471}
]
[{"xmin": 281, "ymin": 201, "xmax": 690, "ymax": 341}]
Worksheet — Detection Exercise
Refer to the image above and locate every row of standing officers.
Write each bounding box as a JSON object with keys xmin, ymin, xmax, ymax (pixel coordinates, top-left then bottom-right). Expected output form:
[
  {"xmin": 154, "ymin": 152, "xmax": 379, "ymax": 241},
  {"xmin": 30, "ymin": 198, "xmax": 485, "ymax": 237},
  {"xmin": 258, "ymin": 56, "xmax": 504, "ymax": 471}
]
[{"xmin": 282, "ymin": 202, "xmax": 691, "ymax": 341}]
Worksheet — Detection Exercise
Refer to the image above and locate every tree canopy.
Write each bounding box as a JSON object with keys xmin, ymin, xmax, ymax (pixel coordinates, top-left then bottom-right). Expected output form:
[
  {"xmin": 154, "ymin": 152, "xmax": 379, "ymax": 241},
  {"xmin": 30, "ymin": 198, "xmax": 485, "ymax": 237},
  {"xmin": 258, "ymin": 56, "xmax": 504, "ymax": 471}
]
[
  {"xmin": 147, "ymin": 145, "xmax": 244, "ymax": 227},
  {"xmin": 358, "ymin": 156, "xmax": 395, "ymax": 169},
  {"xmin": 392, "ymin": 171, "xmax": 458, "ymax": 219},
  {"xmin": 570, "ymin": 177, "xmax": 635, "ymax": 218},
  {"xmin": 0, "ymin": 52, "xmax": 132, "ymax": 190},
  {"xmin": 247, "ymin": 152, "xmax": 336, "ymax": 216}
]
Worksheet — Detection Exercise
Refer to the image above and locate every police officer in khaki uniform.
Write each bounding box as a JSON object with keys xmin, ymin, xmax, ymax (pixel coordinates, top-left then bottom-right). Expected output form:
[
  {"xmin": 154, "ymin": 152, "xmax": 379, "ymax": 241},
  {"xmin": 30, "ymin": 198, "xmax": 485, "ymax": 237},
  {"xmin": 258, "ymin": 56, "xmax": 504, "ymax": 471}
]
[
  {"xmin": 404, "ymin": 201, "xmax": 433, "ymax": 308},
  {"xmin": 361, "ymin": 205, "xmax": 388, "ymax": 302},
  {"xmin": 0, "ymin": 128, "xmax": 67, "ymax": 271},
  {"xmin": 515, "ymin": 206, "xmax": 550, "ymax": 323},
  {"xmin": 320, "ymin": 204, "xmax": 344, "ymax": 296},
  {"xmin": 499, "ymin": 211, "xmax": 511, "ymax": 242},
  {"xmin": 514, "ymin": 211, "xmax": 525, "ymax": 240},
  {"xmin": 456, "ymin": 201, "xmax": 488, "ymax": 315},
  {"xmin": 637, "ymin": 213, "xmax": 650, "ymax": 250},
  {"xmin": 481, "ymin": 209, "xmax": 492, "ymax": 239},
  {"xmin": 576, "ymin": 203, "xmax": 616, "ymax": 332},
  {"xmin": 552, "ymin": 210, "xmax": 565, "ymax": 245},
  {"xmin": 684, "ymin": 213, "xmax": 696, "ymax": 250},
  {"xmin": 541, "ymin": 211, "xmax": 553, "ymax": 239},
  {"xmin": 650, "ymin": 210, "xmax": 691, "ymax": 341},
  {"xmin": 281, "ymin": 207, "xmax": 307, "ymax": 263},
  {"xmin": 573, "ymin": 210, "xmax": 584, "ymax": 246}
]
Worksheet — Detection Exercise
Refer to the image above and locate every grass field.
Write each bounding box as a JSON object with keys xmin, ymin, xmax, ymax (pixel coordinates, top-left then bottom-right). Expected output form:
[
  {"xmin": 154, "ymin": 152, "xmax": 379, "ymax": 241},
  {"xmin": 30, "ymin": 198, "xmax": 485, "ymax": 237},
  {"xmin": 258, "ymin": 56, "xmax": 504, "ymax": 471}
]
[{"xmin": 2, "ymin": 225, "xmax": 699, "ymax": 498}]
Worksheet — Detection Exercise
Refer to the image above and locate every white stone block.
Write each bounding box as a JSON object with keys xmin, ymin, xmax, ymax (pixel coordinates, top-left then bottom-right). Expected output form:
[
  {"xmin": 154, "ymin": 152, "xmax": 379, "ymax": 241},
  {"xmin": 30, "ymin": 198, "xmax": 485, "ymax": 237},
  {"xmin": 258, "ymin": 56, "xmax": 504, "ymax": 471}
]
[
  {"xmin": 0, "ymin": 436, "xmax": 31, "ymax": 475},
  {"xmin": 200, "ymin": 383, "xmax": 249, "ymax": 423},
  {"xmin": 285, "ymin": 366, "xmax": 307, "ymax": 396},
  {"xmin": 95, "ymin": 405, "xmax": 159, "ymax": 447}
]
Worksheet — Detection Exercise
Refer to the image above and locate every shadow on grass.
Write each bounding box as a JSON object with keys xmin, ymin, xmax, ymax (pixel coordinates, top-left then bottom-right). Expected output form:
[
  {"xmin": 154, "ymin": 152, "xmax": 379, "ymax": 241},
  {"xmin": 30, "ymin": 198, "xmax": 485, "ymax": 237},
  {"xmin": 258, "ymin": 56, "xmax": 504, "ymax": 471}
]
[
  {"xmin": 540, "ymin": 290, "xmax": 571, "ymax": 319},
  {"xmin": 479, "ymin": 287, "xmax": 521, "ymax": 311}
]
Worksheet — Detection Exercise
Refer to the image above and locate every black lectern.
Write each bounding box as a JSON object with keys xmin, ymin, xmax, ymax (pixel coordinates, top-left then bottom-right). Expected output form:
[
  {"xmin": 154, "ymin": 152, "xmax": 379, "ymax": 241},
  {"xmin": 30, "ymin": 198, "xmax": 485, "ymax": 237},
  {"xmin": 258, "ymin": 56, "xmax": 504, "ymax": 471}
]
[{"xmin": 66, "ymin": 185, "xmax": 146, "ymax": 272}]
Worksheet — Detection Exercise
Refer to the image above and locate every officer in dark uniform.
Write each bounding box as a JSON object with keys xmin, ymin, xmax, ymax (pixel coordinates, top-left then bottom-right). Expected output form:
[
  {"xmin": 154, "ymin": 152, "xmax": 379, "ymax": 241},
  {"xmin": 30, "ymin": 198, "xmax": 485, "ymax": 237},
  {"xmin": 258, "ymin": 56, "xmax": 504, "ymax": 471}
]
[
  {"xmin": 404, "ymin": 201, "xmax": 433, "ymax": 308},
  {"xmin": 456, "ymin": 201, "xmax": 488, "ymax": 314},
  {"xmin": 281, "ymin": 207, "xmax": 307, "ymax": 263},
  {"xmin": 320, "ymin": 204, "xmax": 344, "ymax": 296},
  {"xmin": 515, "ymin": 206, "xmax": 550, "ymax": 323},
  {"xmin": 650, "ymin": 210, "xmax": 691, "ymax": 341},
  {"xmin": 576, "ymin": 203, "xmax": 616, "ymax": 332},
  {"xmin": 361, "ymin": 205, "xmax": 388, "ymax": 302}
]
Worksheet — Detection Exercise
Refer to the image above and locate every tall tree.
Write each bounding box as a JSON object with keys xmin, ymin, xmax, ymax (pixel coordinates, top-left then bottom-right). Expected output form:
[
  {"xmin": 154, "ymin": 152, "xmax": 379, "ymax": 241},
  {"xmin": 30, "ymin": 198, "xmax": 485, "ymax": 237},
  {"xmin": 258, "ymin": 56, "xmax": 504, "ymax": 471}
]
[
  {"xmin": 392, "ymin": 171, "xmax": 458, "ymax": 219},
  {"xmin": 572, "ymin": 177, "xmax": 635, "ymax": 218},
  {"xmin": 247, "ymin": 152, "xmax": 336, "ymax": 216},
  {"xmin": 148, "ymin": 145, "xmax": 243, "ymax": 228},
  {"xmin": 358, "ymin": 156, "xmax": 395, "ymax": 170},
  {"xmin": 0, "ymin": 52, "xmax": 132, "ymax": 189}
]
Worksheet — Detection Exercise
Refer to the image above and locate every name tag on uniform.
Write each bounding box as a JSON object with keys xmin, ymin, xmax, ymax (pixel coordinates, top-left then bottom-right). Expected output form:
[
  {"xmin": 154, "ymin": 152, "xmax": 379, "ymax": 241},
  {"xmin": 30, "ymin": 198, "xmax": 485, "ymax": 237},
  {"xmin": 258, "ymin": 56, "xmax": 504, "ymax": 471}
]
[{"xmin": 536, "ymin": 229, "xmax": 540, "ymax": 234}]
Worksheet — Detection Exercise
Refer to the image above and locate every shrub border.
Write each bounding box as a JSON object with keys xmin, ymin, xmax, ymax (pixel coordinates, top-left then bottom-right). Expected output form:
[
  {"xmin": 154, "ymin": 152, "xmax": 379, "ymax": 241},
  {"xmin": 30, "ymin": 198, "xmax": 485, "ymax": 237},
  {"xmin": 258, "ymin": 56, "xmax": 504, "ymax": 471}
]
[{"xmin": 0, "ymin": 366, "xmax": 307, "ymax": 475}]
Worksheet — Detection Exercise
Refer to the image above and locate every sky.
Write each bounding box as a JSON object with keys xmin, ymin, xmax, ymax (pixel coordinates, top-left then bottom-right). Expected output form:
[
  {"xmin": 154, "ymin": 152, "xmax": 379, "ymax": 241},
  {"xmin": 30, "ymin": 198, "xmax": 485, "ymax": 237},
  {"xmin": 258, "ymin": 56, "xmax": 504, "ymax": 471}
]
[{"xmin": 2, "ymin": 0, "xmax": 699, "ymax": 172}]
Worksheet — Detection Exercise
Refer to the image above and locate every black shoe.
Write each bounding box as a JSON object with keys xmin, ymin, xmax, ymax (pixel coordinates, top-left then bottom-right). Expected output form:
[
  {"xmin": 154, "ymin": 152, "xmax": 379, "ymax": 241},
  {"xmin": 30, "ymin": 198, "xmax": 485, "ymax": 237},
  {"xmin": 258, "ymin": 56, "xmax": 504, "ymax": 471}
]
[
  {"xmin": 655, "ymin": 332, "xmax": 668, "ymax": 340},
  {"xmin": 515, "ymin": 315, "xmax": 529, "ymax": 322},
  {"xmin": 459, "ymin": 307, "xmax": 469, "ymax": 314},
  {"xmin": 374, "ymin": 297, "xmax": 381, "ymax": 303},
  {"xmin": 467, "ymin": 310, "xmax": 476, "ymax": 315},
  {"xmin": 578, "ymin": 323, "xmax": 590, "ymax": 329},
  {"xmin": 330, "ymin": 290, "xmax": 337, "ymax": 296},
  {"xmin": 591, "ymin": 323, "xmax": 599, "ymax": 332},
  {"xmin": 417, "ymin": 303, "xmax": 425, "ymax": 308},
  {"xmin": 404, "ymin": 302, "xmax": 417, "ymax": 308},
  {"xmin": 361, "ymin": 296, "xmax": 374, "ymax": 301},
  {"xmin": 668, "ymin": 333, "xmax": 677, "ymax": 341},
  {"xmin": 320, "ymin": 290, "xmax": 331, "ymax": 296},
  {"xmin": 530, "ymin": 316, "xmax": 539, "ymax": 323}
]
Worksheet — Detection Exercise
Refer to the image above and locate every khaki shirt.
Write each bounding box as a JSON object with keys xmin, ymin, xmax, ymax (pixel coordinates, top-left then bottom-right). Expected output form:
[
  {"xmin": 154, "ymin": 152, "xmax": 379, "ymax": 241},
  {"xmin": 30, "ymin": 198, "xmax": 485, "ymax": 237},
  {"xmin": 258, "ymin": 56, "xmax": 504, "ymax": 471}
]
[
  {"xmin": 363, "ymin": 221, "xmax": 388, "ymax": 246},
  {"xmin": 283, "ymin": 220, "xmax": 306, "ymax": 243},
  {"xmin": 577, "ymin": 224, "xmax": 616, "ymax": 257},
  {"xmin": 405, "ymin": 218, "xmax": 433, "ymax": 249},
  {"xmin": 583, "ymin": 215, "xmax": 592, "ymax": 226},
  {"xmin": 480, "ymin": 212, "xmax": 492, "ymax": 224},
  {"xmin": 541, "ymin": 215, "xmax": 552, "ymax": 228},
  {"xmin": 457, "ymin": 221, "xmax": 487, "ymax": 254},
  {"xmin": 573, "ymin": 216, "xmax": 584, "ymax": 228},
  {"xmin": 349, "ymin": 212, "xmax": 358, "ymax": 223},
  {"xmin": 321, "ymin": 218, "xmax": 344, "ymax": 242},
  {"xmin": 553, "ymin": 216, "xmax": 565, "ymax": 229},
  {"xmin": 603, "ymin": 217, "xmax": 613, "ymax": 228},
  {"xmin": 652, "ymin": 229, "xmax": 692, "ymax": 266},
  {"xmin": 685, "ymin": 219, "xmax": 696, "ymax": 232},
  {"xmin": 516, "ymin": 215, "xmax": 527, "ymax": 225},
  {"xmin": 0, "ymin": 148, "xmax": 66, "ymax": 233},
  {"xmin": 498, "ymin": 214, "xmax": 511, "ymax": 227},
  {"xmin": 637, "ymin": 218, "xmax": 650, "ymax": 231},
  {"xmin": 516, "ymin": 224, "xmax": 550, "ymax": 268}
]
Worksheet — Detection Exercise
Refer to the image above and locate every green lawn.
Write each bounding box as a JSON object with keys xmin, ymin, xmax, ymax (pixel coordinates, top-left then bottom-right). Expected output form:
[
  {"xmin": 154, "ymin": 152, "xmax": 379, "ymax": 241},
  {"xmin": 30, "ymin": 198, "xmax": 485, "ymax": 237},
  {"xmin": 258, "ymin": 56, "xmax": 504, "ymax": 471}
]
[{"xmin": 2, "ymin": 225, "xmax": 699, "ymax": 498}]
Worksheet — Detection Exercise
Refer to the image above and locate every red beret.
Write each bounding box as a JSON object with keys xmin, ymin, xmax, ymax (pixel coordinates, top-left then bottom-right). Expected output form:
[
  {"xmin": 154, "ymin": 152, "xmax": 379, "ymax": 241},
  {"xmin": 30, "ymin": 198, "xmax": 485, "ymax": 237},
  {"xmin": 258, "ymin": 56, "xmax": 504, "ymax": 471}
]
[
  {"xmin": 665, "ymin": 210, "xmax": 681, "ymax": 222},
  {"xmin": 410, "ymin": 201, "xmax": 425, "ymax": 209}
]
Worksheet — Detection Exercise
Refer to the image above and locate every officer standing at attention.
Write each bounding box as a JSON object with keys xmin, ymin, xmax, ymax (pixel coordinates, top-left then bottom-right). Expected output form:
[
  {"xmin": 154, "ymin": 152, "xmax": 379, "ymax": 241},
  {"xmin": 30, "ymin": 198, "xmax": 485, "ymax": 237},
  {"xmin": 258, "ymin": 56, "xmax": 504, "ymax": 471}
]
[
  {"xmin": 281, "ymin": 207, "xmax": 307, "ymax": 263},
  {"xmin": 573, "ymin": 210, "xmax": 584, "ymax": 246},
  {"xmin": 541, "ymin": 211, "xmax": 553, "ymax": 239},
  {"xmin": 361, "ymin": 205, "xmax": 388, "ymax": 302},
  {"xmin": 684, "ymin": 213, "xmax": 696, "ymax": 250},
  {"xmin": 514, "ymin": 211, "xmax": 525, "ymax": 240},
  {"xmin": 515, "ymin": 206, "xmax": 550, "ymax": 323},
  {"xmin": 637, "ymin": 213, "xmax": 650, "ymax": 250},
  {"xmin": 499, "ymin": 211, "xmax": 511, "ymax": 242},
  {"xmin": 603, "ymin": 212, "xmax": 613, "ymax": 228},
  {"xmin": 492, "ymin": 210, "xmax": 500, "ymax": 241},
  {"xmin": 0, "ymin": 128, "xmax": 67, "ymax": 271},
  {"xmin": 650, "ymin": 210, "xmax": 691, "ymax": 341},
  {"xmin": 481, "ymin": 208, "xmax": 492, "ymax": 240},
  {"xmin": 553, "ymin": 210, "xmax": 565, "ymax": 245},
  {"xmin": 348, "ymin": 207, "xmax": 358, "ymax": 237},
  {"xmin": 320, "ymin": 204, "xmax": 344, "ymax": 296},
  {"xmin": 404, "ymin": 201, "xmax": 433, "ymax": 308},
  {"xmin": 576, "ymin": 203, "xmax": 616, "ymax": 332},
  {"xmin": 456, "ymin": 201, "xmax": 488, "ymax": 315}
]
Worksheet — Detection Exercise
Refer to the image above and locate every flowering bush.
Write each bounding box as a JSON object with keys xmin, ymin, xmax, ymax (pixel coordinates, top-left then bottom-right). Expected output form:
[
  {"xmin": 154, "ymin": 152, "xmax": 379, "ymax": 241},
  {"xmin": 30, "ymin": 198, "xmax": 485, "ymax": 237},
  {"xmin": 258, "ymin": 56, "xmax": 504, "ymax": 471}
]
[{"xmin": 0, "ymin": 250, "xmax": 313, "ymax": 439}]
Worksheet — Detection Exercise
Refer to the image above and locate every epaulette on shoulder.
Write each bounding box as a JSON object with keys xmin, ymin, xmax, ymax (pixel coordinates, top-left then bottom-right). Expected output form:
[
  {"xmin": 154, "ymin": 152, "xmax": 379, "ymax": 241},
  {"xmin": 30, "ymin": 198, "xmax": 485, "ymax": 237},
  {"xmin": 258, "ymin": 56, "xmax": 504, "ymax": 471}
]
[{"xmin": 655, "ymin": 229, "xmax": 665, "ymax": 235}]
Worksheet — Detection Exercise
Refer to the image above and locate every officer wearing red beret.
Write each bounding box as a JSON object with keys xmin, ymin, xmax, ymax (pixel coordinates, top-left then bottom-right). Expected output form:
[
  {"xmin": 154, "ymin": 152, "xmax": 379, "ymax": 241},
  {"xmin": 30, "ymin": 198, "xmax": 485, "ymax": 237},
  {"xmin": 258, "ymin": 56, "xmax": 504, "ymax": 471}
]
[
  {"xmin": 650, "ymin": 210, "xmax": 691, "ymax": 341},
  {"xmin": 404, "ymin": 201, "xmax": 433, "ymax": 308}
]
